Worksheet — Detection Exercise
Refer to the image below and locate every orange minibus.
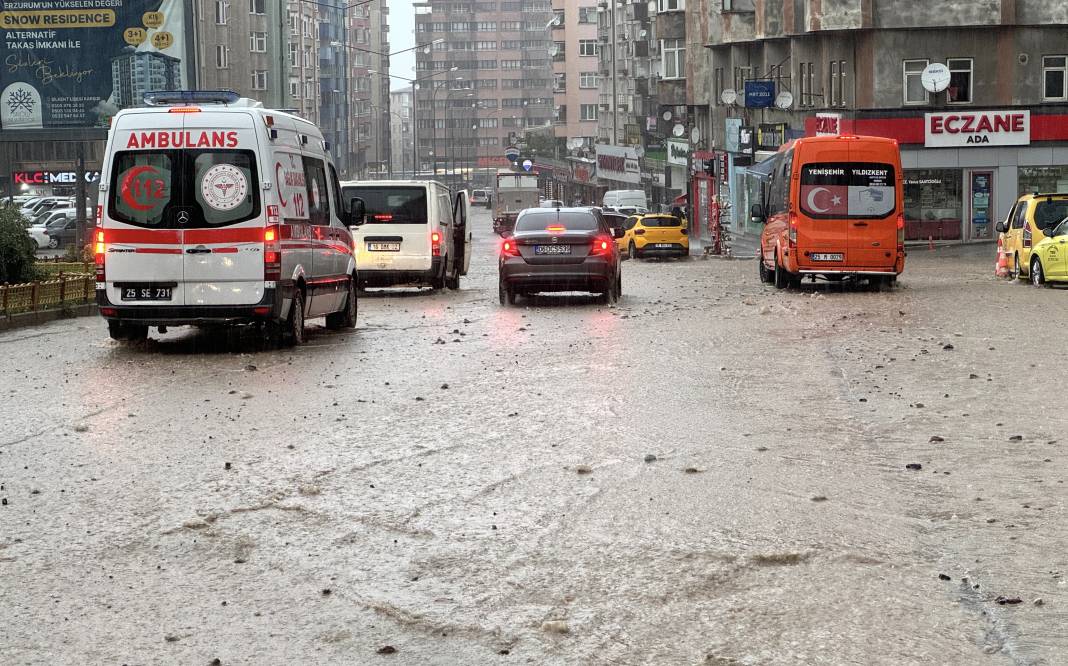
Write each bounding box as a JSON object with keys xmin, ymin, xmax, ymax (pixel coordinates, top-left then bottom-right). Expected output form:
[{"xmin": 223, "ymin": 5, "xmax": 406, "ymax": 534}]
[{"xmin": 753, "ymin": 135, "xmax": 905, "ymax": 290}]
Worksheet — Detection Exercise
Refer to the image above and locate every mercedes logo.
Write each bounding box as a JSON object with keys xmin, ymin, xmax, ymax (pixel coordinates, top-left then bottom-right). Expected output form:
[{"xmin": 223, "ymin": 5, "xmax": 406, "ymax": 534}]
[{"xmin": 177, "ymin": 211, "xmax": 190, "ymax": 224}]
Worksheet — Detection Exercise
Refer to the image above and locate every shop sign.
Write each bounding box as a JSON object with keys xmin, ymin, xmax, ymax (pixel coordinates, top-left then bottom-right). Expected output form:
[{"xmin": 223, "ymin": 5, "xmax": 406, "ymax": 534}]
[
  {"xmin": 815, "ymin": 113, "xmax": 841, "ymax": 136},
  {"xmin": 757, "ymin": 123, "xmax": 787, "ymax": 151},
  {"xmin": 595, "ymin": 145, "xmax": 641, "ymax": 184},
  {"xmin": 744, "ymin": 81, "xmax": 775, "ymax": 109},
  {"xmin": 572, "ymin": 164, "xmax": 592, "ymax": 183},
  {"xmin": 14, "ymin": 170, "xmax": 100, "ymax": 184},
  {"xmin": 925, "ymin": 111, "xmax": 1030, "ymax": 147},
  {"xmin": 666, "ymin": 140, "xmax": 689, "ymax": 166},
  {"xmin": 478, "ymin": 156, "xmax": 511, "ymax": 168},
  {"xmin": 738, "ymin": 126, "xmax": 755, "ymax": 155}
]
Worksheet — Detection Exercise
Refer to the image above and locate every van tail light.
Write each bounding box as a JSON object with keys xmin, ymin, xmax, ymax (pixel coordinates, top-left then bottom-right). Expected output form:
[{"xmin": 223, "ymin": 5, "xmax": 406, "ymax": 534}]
[
  {"xmin": 896, "ymin": 213, "xmax": 905, "ymax": 250},
  {"xmin": 264, "ymin": 221, "xmax": 281, "ymax": 281},
  {"xmin": 94, "ymin": 229, "xmax": 106, "ymax": 282},
  {"xmin": 590, "ymin": 236, "xmax": 613, "ymax": 256},
  {"xmin": 501, "ymin": 239, "xmax": 520, "ymax": 257},
  {"xmin": 788, "ymin": 212, "xmax": 798, "ymax": 246},
  {"xmin": 431, "ymin": 231, "xmax": 442, "ymax": 257}
]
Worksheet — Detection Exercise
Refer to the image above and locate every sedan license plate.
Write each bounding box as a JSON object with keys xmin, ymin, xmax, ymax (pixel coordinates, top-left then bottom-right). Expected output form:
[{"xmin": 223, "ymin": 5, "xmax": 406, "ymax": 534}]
[
  {"xmin": 121, "ymin": 285, "xmax": 172, "ymax": 301},
  {"xmin": 535, "ymin": 245, "xmax": 571, "ymax": 255},
  {"xmin": 368, "ymin": 242, "xmax": 400, "ymax": 252},
  {"xmin": 811, "ymin": 253, "xmax": 844, "ymax": 262}
]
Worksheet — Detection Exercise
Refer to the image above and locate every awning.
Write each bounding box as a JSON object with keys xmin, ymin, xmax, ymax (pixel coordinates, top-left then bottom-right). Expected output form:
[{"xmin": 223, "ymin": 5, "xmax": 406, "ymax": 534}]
[
  {"xmin": 673, "ymin": 193, "xmax": 687, "ymax": 206},
  {"xmin": 745, "ymin": 153, "xmax": 782, "ymax": 181}
]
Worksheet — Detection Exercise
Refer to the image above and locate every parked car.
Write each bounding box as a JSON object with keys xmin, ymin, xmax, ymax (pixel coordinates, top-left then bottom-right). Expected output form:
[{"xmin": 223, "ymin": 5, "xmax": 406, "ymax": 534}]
[
  {"xmin": 619, "ymin": 213, "xmax": 689, "ymax": 259},
  {"xmin": 539, "ymin": 199, "xmax": 564, "ymax": 208},
  {"xmin": 498, "ymin": 207, "xmax": 623, "ymax": 305},
  {"xmin": 603, "ymin": 189, "xmax": 648, "ymax": 210},
  {"xmin": 1025, "ymin": 217, "xmax": 1068, "ymax": 286},
  {"xmin": 996, "ymin": 192, "xmax": 1068, "ymax": 279},
  {"xmin": 470, "ymin": 189, "xmax": 491, "ymax": 207}
]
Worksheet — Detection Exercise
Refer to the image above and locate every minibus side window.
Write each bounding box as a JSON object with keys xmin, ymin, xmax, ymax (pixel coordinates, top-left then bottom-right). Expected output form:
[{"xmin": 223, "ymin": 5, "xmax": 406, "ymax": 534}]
[{"xmin": 782, "ymin": 150, "xmax": 794, "ymax": 213}]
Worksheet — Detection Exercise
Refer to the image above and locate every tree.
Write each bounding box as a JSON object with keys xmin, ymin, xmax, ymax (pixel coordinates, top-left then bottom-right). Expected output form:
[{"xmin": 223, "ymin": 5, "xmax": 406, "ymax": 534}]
[{"xmin": 0, "ymin": 205, "xmax": 37, "ymax": 284}]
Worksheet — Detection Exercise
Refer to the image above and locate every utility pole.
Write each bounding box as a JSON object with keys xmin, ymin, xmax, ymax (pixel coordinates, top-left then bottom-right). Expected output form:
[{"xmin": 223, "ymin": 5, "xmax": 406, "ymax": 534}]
[{"xmin": 75, "ymin": 143, "xmax": 87, "ymax": 252}]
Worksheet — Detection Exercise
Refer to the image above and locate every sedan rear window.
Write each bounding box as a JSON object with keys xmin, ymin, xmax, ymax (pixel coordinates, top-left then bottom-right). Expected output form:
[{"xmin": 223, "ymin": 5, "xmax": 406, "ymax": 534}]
[
  {"xmin": 640, "ymin": 216, "xmax": 681, "ymax": 227},
  {"xmin": 515, "ymin": 212, "xmax": 599, "ymax": 232}
]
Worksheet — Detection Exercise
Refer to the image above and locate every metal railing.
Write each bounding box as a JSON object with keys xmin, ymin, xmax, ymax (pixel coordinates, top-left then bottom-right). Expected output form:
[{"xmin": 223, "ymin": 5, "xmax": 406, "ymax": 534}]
[{"xmin": 1, "ymin": 273, "xmax": 95, "ymax": 317}]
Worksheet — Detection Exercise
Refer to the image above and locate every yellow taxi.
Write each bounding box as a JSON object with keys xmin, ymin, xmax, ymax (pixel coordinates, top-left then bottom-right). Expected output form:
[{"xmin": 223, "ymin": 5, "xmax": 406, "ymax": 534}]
[
  {"xmin": 1026, "ymin": 217, "xmax": 1068, "ymax": 286},
  {"xmin": 619, "ymin": 213, "xmax": 689, "ymax": 260},
  {"xmin": 997, "ymin": 193, "xmax": 1068, "ymax": 279}
]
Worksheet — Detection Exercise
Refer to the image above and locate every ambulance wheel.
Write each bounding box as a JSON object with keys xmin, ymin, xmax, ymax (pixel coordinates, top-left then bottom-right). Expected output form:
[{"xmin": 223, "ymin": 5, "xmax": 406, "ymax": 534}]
[
  {"xmin": 326, "ymin": 278, "xmax": 357, "ymax": 329},
  {"xmin": 283, "ymin": 291, "xmax": 306, "ymax": 346}
]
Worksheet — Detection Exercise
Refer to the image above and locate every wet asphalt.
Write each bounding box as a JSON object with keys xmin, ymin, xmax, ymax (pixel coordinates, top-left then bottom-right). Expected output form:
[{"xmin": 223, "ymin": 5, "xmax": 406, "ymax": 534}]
[{"xmin": 0, "ymin": 209, "xmax": 1065, "ymax": 665}]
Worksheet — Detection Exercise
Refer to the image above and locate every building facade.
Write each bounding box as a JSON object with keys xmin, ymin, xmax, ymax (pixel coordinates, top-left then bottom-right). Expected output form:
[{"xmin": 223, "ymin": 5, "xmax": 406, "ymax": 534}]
[
  {"xmin": 413, "ymin": 0, "xmax": 554, "ymax": 183},
  {"xmin": 690, "ymin": 0, "xmax": 1068, "ymax": 243},
  {"xmin": 391, "ymin": 87, "xmax": 415, "ymax": 177}
]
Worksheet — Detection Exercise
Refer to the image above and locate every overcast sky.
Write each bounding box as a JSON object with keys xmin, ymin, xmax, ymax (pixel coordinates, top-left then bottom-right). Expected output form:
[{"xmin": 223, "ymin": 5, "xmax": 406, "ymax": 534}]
[{"xmin": 389, "ymin": 1, "xmax": 416, "ymax": 88}]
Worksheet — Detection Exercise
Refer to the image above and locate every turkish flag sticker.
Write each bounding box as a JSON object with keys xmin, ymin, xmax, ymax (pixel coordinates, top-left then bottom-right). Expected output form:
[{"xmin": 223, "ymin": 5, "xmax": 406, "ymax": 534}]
[{"xmin": 801, "ymin": 185, "xmax": 849, "ymax": 216}]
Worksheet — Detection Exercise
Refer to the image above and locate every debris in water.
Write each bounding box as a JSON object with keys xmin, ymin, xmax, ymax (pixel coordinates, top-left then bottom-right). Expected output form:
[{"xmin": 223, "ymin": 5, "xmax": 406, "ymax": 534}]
[
  {"xmin": 811, "ymin": 496, "xmax": 828, "ymax": 502},
  {"xmin": 321, "ymin": 588, "xmax": 332, "ymax": 596},
  {"xmin": 943, "ymin": 344, "xmax": 954, "ymax": 351},
  {"xmin": 245, "ymin": 364, "xmax": 257, "ymax": 371},
  {"xmin": 756, "ymin": 446, "xmax": 769, "ymax": 452},
  {"xmin": 683, "ymin": 467, "xmax": 702, "ymax": 474},
  {"xmin": 1034, "ymin": 598, "xmax": 1045, "ymax": 606},
  {"xmin": 938, "ymin": 574, "xmax": 951, "ymax": 581},
  {"xmin": 377, "ymin": 646, "xmax": 397, "ymax": 655},
  {"xmin": 73, "ymin": 424, "xmax": 89, "ymax": 433},
  {"xmin": 224, "ymin": 462, "xmax": 232, "ymax": 470},
  {"xmin": 440, "ymin": 383, "xmax": 449, "ymax": 390},
  {"xmin": 164, "ymin": 634, "xmax": 180, "ymax": 643},
  {"xmin": 1009, "ymin": 435, "xmax": 1023, "ymax": 441},
  {"xmin": 241, "ymin": 392, "xmax": 253, "ymax": 400},
  {"xmin": 929, "ymin": 436, "xmax": 945, "ymax": 443},
  {"xmin": 643, "ymin": 454, "xmax": 657, "ymax": 463},
  {"xmin": 905, "ymin": 463, "xmax": 923, "ymax": 471},
  {"xmin": 576, "ymin": 465, "xmax": 593, "ymax": 475},
  {"xmin": 995, "ymin": 596, "xmax": 1023, "ymax": 605},
  {"xmin": 541, "ymin": 620, "xmax": 570, "ymax": 634},
  {"xmin": 298, "ymin": 484, "xmax": 321, "ymax": 496}
]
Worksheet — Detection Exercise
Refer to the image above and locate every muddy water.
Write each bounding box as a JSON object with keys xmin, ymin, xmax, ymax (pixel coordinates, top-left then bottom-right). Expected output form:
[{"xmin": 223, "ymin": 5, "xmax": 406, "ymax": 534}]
[{"xmin": 0, "ymin": 214, "xmax": 1062, "ymax": 664}]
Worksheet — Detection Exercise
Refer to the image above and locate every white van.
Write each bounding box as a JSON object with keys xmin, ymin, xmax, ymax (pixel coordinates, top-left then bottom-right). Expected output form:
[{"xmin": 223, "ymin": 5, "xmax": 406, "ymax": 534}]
[
  {"xmin": 602, "ymin": 190, "xmax": 648, "ymax": 210},
  {"xmin": 95, "ymin": 90, "xmax": 363, "ymax": 345},
  {"xmin": 340, "ymin": 180, "xmax": 471, "ymax": 290}
]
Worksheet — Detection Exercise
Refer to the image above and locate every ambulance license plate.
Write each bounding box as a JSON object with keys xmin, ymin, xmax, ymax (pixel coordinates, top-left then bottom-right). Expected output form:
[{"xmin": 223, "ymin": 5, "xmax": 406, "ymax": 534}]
[
  {"xmin": 368, "ymin": 242, "xmax": 400, "ymax": 252},
  {"xmin": 121, "ymin": 285, "xmax": 172, "ymax": 301},
  {"xmin": 811, "ymin": 253, "xmax": 844, "ymax": 262}
]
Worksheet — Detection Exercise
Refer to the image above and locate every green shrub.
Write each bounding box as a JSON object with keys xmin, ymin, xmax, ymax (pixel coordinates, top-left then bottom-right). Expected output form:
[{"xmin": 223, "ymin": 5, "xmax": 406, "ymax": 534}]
[{"xmin": 0, "ymin": 205, "xmax": 37, "ymax": 284}]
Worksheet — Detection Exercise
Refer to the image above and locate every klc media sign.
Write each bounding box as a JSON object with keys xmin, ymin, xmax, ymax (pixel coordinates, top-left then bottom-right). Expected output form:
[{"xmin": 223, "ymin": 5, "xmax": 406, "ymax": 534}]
[{"xmin": 925, "ymin": 111, "xmax": 1030, "ymax": 148}]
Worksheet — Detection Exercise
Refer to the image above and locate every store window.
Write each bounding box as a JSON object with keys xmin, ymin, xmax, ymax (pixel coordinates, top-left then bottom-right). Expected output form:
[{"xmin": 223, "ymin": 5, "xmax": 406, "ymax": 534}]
[
  {"xmin": 903, "ymin": 169, "xmax": 963, "ymax": 241},
  {"xmin": 1018, "ymin": 166, "xmax": 1068, "ymax": 195}
]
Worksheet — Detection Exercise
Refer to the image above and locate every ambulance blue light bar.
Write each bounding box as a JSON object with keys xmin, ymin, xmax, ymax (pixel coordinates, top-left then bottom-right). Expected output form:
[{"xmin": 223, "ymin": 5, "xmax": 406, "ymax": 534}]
[{"xmin": 143, "ymin": 90, "xmax": 241, "ymax": 106}]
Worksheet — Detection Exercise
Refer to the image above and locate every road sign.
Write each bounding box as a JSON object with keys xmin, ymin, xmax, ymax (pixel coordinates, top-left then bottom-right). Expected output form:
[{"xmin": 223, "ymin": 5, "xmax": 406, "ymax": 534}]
[{"xmin": 521, "ymin": 159, "xmax": 534, "ymax": 172}]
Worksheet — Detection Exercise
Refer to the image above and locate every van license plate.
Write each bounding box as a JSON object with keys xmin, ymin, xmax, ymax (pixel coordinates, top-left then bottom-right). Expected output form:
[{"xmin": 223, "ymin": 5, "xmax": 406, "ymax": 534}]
[
  {"xmin": 811, "ymin": 253, "xmax": 844, "ymax": 261},
  {"xmin": 368, "ymin": 242, "xmax": 400, "ymax": 252},
  {"xmin": 121, "ymin": 286, "xmax": 172, "ymax": 301},
  {"xmin": 535, "ymin": 245, "xmax": 571, "ymax": 255}
]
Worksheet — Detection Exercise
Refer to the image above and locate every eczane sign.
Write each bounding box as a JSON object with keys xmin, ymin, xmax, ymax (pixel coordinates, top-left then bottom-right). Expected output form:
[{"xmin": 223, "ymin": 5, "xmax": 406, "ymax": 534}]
[{"xmin": 925, "ymin": 111, "xmax": 1030, "ymax": 147}]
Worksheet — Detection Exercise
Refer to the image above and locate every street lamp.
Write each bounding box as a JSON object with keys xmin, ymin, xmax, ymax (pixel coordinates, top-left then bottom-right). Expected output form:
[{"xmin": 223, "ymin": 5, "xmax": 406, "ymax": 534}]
[{"xmin": 369, "ymin": 67, "xmax": 458, "ymax": 176}]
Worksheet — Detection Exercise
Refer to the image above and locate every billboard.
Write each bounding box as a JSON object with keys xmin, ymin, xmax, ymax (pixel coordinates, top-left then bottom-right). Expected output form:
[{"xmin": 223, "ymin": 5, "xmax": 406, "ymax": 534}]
[{"xmin": 1, "ymin": 0, "xmax": 190, "ymax": 130}]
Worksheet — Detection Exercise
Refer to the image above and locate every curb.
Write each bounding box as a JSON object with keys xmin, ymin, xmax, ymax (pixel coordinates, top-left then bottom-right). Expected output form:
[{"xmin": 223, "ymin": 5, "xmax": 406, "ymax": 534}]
[{"xmin": 0, "ymin": 304, "xmax": 98, "ymax": 333}]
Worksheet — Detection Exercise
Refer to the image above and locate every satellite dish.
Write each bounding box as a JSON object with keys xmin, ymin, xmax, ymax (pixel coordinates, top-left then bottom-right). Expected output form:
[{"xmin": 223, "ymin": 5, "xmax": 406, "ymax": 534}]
[
  {"xmin": 672, "ymin": 123, "xmax": 685, "ymax": 138},
  {"xmin": 662, "ymin": 110, "xmax": 673, "ymax": 121},
  {"xmin": 690, "ymin": 127, "xmax": 701, "ymax": 144},
  {"xmin": 775, "ymin": 91, "xmax": 794, "ymax": 109},
  {"xmin": 921, "ymin": 63, "xmax": 951, "ymax": 93},
  {"xmin": 721, "ymin": 88, "xmax": 738, "ymax": 106},
  {"xmin": 549, "ymin": 45, "xmax": 559, "ymax": 57}
]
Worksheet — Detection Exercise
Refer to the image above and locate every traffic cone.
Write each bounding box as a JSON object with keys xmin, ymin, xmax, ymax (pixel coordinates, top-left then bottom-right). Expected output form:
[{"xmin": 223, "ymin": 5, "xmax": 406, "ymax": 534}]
[{"xmin": 995, "ymin": 237, "xmax": 1010, "ymax": 278}]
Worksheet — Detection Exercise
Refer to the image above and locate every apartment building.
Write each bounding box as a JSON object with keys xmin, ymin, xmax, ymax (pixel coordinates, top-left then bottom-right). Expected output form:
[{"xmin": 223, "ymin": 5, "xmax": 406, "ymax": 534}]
[
  {"xmin": 413, "ymin": 0, "xmax": 554, "ymax": 179},
  {"xmin": 689, "ymin": 0, "xmax": 1068, "ymax": 243},
  {"xmin": 391, "ymin": 87, "xmax": 415, "ymax": 177}
]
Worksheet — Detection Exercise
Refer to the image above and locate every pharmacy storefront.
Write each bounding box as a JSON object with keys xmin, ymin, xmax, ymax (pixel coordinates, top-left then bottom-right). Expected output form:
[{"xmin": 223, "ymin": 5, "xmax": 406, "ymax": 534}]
[{"xmin": 805, "ymin": 109, "xmax": 1068, "ymax": 242}]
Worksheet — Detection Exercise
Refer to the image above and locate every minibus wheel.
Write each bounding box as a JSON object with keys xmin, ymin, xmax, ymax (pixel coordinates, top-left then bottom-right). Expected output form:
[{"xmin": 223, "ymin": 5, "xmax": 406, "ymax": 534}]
[
  {"xmin": 773, "ymin": 254, "xmax": 788, "ymax": 289},
  {"xmin": 758, "ymin": 253, "xmax": 773, "ymax": 284}
]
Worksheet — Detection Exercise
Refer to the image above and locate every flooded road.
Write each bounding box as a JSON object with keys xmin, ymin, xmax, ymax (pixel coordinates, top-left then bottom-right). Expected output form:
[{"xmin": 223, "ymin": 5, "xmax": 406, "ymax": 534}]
[{"xmin": 1, "ymin": 209, "xmax": 1064, "ymax": 664}]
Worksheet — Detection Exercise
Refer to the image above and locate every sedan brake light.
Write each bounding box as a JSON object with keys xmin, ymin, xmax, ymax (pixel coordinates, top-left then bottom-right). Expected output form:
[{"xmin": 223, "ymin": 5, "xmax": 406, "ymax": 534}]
[
  {"xmin": 590, "ymin": 236, "xmax": 613, "ymax": 256},
  {"xmin": 501, "ymin": 240, "xmax": 520, "ymax": 257}
]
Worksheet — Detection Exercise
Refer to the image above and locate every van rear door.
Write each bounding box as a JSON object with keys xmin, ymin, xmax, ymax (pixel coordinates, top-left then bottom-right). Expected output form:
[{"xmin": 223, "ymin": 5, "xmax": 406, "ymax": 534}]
[
  {"xmin": 181, "ymin": 113, "xmax": 265, "ymax": 306},
  {"xmin": 846, "ymin": 143, "xmax": 898, "ymax": 268},
  {"xmin": 344, "ymin": 184, "xmax": 432, "ymax": 273},
  {"xmin": 105, "ymin": 111, "xmax": 187, "ymax": 307}
]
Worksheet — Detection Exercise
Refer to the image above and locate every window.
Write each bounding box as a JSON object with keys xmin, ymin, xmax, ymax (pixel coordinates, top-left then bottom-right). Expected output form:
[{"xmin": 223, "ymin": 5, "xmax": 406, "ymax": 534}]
[
  {"xmin": 837, "ymin": 60, "xmax": 847, "ymax": 107},
  {"xmin": 303, "ymin": 157, "xmax": 330, "ymax": 226},
  {"xmin": 249, "ymin": 0, "xmax": 265, "ymax": 14},
  {"xmin": 1020, "ymin": 167, "xmax": 1068, "ymax": 195},
  {"xmin": 288, "ymin": 43, "xmax": 297, "ymax": 66},
  {"xmin": 579, "ymin": 40, "xmax": 597, "ymax": 57},
  {"xmin": 552, "ymin": 9, "xmax": 564, "ymax": 27},
  {"xmin": 580, "ymin": 72, "xmax": 599, "ymax": 89},
  {"xmin": 947, "ymin": 58, "xmax": 972, "ymax": 104},
  {"xmin": 800, "ymin": 162, "xmax": 896, "ymax": 220},
  {"xmin": 250, "ymin": 31, "xmax": 267, "ymax": 53},
  {"xmin": 578, "ymin": 7, "xmax": 596, "ymax": 23},
  {"xmin": 215, "ymin": 0, "xmax": 228, "ymax": 24},
  {"xmin": 554, "ymin": 72, "xmax": 566, "ymax": 92},
  {"xmin": 659, "ymin": 0, "xmax": 685, "ymax": 10},
  {"xmin": 829, "ymin": 61, "xmax": 838, "ymax": 107},
  {"xmin": 251, "ymin": 70, "xmax": 267, "ymax": 90},
  {"xmin": 903, "ymin": 170, "xmax": 963, "ymax": 240},
  {"xmin": 1044, "ymin": 56, "xmax": 1067, "ymax": 101},
  {"xmin": 798, "ymin": 63, "xmax": 808, "ymax": 106},
  {"xmin": 902, "ymin": 59, "xmax": 928, "ymax": 105},
  {"xmin": 662, "ymin": 39, "xmax": 685, "ymax": 79},
  {"xmin": 289, "ymin": 79, "xmax": 299, "ymax": 98},
  {"xmin": 581, "ymin": 104, "xmax": 598, "ymax": 121},
  {"xmin": 216, "ymin": 45, "xmax": 228, "ymax": 69}
]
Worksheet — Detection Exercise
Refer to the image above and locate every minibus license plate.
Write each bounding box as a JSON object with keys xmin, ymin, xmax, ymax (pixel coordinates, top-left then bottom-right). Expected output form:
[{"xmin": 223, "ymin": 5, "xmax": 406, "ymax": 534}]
[
  {"xmin": 121, "ymin": 286, "xmax": 172, "ymax": 301},
  {"xmin": 368, "ymin": 242, "xmax": 400, "ymax": 252},
  {"xmin": 535, "ymin": 245, "xmax": 571, "ymax": 255},
  {"xmin": 811, "ymin": 253, "xmax": 844, "ymax": 262}
]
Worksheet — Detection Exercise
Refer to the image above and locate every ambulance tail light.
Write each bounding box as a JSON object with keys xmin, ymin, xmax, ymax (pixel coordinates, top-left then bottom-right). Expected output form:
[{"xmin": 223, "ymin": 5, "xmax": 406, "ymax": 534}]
[
  {"xmin": 788, "ymin": 212, "xmax": 799, "ymax": 246},
  {"xmin": 264, "ymin": 218, "xmax": 281, "ymax": 281},
  {"xmin": 94, "ymin": 229, "xmax": 106, "ymax": 282},
  {"xmin": 896, "ymin": 213, "xmax": 905, "ymax": 250},
  {"xmin": 431, "ymin": 231, "xmax": 442, "ymax": 257}
]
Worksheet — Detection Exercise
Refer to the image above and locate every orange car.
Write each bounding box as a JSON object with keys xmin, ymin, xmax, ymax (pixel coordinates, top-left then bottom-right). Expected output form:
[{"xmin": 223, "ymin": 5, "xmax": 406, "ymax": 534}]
[{"xmin": 753, "ymin": 135, "xmax": 905, "ymax": 290}]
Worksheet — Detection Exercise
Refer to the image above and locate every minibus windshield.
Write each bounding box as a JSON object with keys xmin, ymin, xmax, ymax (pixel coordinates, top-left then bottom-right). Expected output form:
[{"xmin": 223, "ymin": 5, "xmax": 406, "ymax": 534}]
[{"xmin": 799, "ymin": 163, "xmax": 896, "ymax": 220}]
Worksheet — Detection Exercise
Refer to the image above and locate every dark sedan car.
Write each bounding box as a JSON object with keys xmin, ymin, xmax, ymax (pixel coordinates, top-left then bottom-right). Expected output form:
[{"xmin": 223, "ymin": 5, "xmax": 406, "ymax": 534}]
[{"xmin": 498, "ymin": 208, "xmax": 623, "ymax": 305}]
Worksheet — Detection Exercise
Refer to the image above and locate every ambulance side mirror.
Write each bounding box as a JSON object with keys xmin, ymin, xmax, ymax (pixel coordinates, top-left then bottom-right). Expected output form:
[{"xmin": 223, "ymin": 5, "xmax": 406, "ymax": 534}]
[{"xmin": 348, "ymin": 198, "xmax": 366, "ymax": 227}]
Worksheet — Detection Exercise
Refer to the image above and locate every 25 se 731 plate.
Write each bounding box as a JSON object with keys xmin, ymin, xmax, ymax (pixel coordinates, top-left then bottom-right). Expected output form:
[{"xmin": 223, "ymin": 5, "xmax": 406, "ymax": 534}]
[{"xmin": 121, "ymin": 285, "xmax": 172, "ymax": 301}]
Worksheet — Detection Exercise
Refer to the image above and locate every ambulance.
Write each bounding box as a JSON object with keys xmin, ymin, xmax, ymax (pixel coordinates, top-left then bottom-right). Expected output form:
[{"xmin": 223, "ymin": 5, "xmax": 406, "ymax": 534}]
[{"xmin": 95, "ymin": 91, "xmax": 364, "ymax": 345}]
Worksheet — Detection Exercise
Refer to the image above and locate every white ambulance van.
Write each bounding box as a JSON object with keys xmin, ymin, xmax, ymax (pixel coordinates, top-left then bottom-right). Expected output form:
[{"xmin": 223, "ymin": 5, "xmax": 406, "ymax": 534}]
[
  {"xmin": 95, "ymin": 91, "xmax": 365, "ymax": 345},
  {"xmin": 340, "ymin": 180, "xmax": 471, "ymax": 290}
]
